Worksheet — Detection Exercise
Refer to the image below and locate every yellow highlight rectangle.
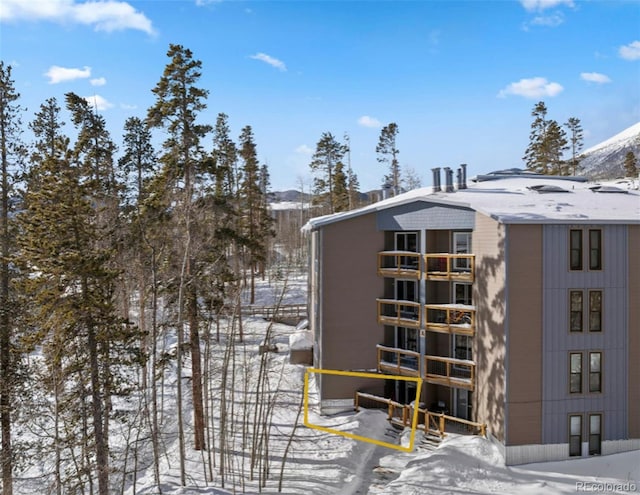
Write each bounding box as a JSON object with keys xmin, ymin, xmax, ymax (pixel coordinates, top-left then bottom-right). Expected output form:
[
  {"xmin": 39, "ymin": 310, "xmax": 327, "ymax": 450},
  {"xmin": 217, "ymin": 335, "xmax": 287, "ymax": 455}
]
[{"xmin": 303, "ymin": 367, "xmax": 423, "ymax": 452}]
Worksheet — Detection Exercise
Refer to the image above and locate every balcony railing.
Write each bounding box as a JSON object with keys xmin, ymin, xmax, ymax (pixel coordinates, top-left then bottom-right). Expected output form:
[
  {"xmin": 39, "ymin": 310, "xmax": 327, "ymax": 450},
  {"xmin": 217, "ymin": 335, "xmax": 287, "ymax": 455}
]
[
  {"xmin": 376, "ymin": 344, "xmax": 421, "ymax": 377},
  {"xmin": 377, "ymin": 251, "xmax": 421, "ymax": 279},
  {"xmin": 424, "ymin": 355, "xmax": 475, "ymax": 391},
  {"xmin": 424, "ymin": 254, "xmax": 475, "ymax": 282},
  {"xmin": 377, "ymin": 346, "xmax": 475, "ymax": 391},
  {"xmin": 424, "ymin": 304, "xmax": 476, "ymax": 336},
  {"xmin": 376, "ymin": 299, "xmax": 421, "ymax": 328}
]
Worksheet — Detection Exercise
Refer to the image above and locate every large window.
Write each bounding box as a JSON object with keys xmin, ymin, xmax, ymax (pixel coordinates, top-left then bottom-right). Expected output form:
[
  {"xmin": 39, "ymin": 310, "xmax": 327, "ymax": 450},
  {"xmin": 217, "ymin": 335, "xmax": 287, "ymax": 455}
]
[
  {"xmin": 569, "ymin": 229, "xmax": 583, "ymax": 270},
  {"xmin": 570, "ymin": 353, "xmax": 583, "ymax": 394},
  {"xmin": 589, "ymin": 352, "xmax": 602, "ymax": 393},
  {"xmin": 569, "ymin": 415, "xmax": 583, "ymax": 457},
  {"xmin": 570, "ymin": 291, "xmax": 583, "ymax": 332},
  {"xmin": 589, "ymin": 414, "xmax": 602, "ymax": 455},
  {"xmin": 589, "ymin": 230, "xmax": 602, "ymax": 270},
  {"xmin": 589, "ymin": 290, "xmax": 602, "ymax": 332}
]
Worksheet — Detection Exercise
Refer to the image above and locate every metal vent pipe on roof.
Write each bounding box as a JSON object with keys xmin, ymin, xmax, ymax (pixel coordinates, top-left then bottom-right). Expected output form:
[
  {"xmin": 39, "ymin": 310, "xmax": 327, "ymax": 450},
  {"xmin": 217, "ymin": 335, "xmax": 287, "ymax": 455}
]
[
  {"xmin": 456, "ymin": 168, "xmax": 463, "ymax": 190},
  {"xmin": 460, "ymin": 163, "xmax": 468, "ymax": 189},
  {"xmin": 444, "ymin": 167, "xmax": 454, "ymax": 192},
  {"xmin": 431, "ymin": 167, "xmax": 441, "ymax": 193}
]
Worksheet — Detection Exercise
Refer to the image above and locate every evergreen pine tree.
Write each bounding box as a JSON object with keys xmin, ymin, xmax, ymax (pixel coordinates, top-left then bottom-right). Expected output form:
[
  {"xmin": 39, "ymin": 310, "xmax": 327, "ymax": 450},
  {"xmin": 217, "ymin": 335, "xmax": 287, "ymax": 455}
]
[
  {"xmin": 376, "ymin": 122, "xmax": 400, "ymax": 194},
  {"xmin": 0, "ymin": 60, "xmax": 25, "ymax": 495},
  {"xmin": 332, "ymin": 162, "xmax": 350, "ymax": 213},
  {"xmin": 309, "ymin": 132, "xmax": 348, "ymax": 214},
  {"xmin": 623, "ymin": 150, "xmax": 638, "ymax": 177},
  {"xmin": 564, "ymin": 117, "xmax": 584, "ymax": 175},
  {"xmin": 17, "ymin": 150, "xmax": 126, "ymax": 495},
  {"xmin": 238, "ymin": 125, "xmax": 265, "ymax": 304},
  {"xmin": 523, "ymin": 101, "xmax": 568, "ymax": 175},
  {"xmin": 147, "ymin": 43, "xmax": 212, "ymax": 458}
]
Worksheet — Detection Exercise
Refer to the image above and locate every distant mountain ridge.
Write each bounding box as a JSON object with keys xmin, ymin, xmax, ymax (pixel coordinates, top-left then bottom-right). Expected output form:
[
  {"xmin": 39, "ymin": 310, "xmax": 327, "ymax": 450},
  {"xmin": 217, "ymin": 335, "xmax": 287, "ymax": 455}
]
[{"xmin": 579, "ymin": 122, "xmax": 640, "ymax": 179}]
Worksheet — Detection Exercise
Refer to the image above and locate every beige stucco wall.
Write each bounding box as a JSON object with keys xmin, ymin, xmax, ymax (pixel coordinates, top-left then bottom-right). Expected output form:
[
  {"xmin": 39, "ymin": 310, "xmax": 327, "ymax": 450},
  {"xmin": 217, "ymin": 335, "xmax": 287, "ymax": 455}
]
[
  {"xmin": 629, "ymin": 225, "xmax": 640, "ymax": 438},
  {"xmin": 505, "ymin": 224, "xmax": 543, "ymax": 446},
  {"xmin": 318, "ymin": 212, "xmax": 385, "ymax": 400},
  {"xmin": 473, "ymin": 213, "xmax": 506, "ymax": 442}
]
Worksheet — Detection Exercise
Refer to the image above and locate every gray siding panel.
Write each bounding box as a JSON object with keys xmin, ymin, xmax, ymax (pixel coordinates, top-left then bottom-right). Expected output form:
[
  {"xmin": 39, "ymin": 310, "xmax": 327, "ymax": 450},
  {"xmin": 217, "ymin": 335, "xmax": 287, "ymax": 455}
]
[
  {"xmin": 377, "ymin": 201, "xmax": 475, "ymax": 231},
  {"xmin": 542, "ymin": 225, "xmax": 629, "ymax": 444}
]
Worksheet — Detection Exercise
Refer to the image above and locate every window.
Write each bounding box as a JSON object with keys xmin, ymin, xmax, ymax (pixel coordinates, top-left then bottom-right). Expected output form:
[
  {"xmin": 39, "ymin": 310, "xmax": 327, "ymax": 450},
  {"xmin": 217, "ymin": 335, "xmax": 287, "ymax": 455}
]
[
  {"xmin": 453, "ymin": 232, "xmax": 472, "ymax": 271},
  {"xmin": 589, "ymin": 352, "xmax": 602, "ymax": 393},
  {"xmin": 570, "ymin": 291, "xmax": 583, "ymax": 332},
  {"xmin": 569, "ymin": 229, "xmax": 583, "ymax": 270},
  {"xmin": 569, "ymin": 415, "xmax": 582, "ymax": 457},
  {"xmin": 589, "ymin": 230, "xmax": 602, "ymax": 270},
  {"xmin": 395, "ymin": 232, "xmax": 418, "ymax": 252},
  {"xmin": 570, "ymin": 353, "xmax": 582, "ymax": 394},
  {"xmin": 454, "ymin": 282, "xmax": 472, "ymax": 305},
  {"xmin": 589, "ymin": 291, "xmax": 602, "ymax": 332},
  {"xmin": 589, "ymin": 414, "xmax": 602, "ymax": 455},
  {"xmin": 395, "ymin": 232, "xmax": 419, "ymax": 270}
]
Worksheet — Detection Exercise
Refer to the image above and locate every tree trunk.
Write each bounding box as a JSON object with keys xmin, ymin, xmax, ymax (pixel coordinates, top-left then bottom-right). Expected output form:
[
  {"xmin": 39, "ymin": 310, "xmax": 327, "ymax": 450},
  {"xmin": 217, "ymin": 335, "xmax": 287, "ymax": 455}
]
[
  {"xmin": 188, "ymin": 263, "xmax": 205, "ymax": 450},
  {"xmin": 0, "ymin": 110, "xmax": 13, "ymax": 495},
  {"xmin": 80, "ymin": 271, "xmax": 109, "ymax": 495}
]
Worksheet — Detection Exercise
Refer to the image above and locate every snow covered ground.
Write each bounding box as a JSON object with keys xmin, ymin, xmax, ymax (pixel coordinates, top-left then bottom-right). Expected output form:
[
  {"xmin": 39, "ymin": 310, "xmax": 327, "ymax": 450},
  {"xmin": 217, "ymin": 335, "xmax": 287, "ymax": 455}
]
[{"xmin": 15, "ymin": 269, "xmax": 640, "ymax": 494}]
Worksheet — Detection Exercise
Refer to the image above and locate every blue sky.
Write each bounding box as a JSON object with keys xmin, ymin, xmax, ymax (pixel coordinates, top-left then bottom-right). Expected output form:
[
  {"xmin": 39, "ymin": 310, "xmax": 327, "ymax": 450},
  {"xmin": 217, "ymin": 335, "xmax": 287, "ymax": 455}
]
[{"xmin": 1, "ymin": 0, "xmax": 639, "ymax": 191}]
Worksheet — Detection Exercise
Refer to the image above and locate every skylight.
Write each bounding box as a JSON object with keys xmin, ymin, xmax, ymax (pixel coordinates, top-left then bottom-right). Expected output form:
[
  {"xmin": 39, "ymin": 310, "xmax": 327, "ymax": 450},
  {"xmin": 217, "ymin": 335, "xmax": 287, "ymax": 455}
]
[
  {"xmin": 589, "ymin": 185, "xmax": 629, "ymax": 194},
  {"xmin": 527, "ymin": 184, "xmax": 570, "ymax": 193}
]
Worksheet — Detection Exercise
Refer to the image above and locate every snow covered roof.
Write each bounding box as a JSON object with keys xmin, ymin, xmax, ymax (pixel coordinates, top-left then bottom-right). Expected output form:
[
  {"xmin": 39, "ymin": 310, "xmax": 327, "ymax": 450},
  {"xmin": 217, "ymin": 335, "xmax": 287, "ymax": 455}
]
[{"xmin": 303, "ymin": 171, "xmax": 640, "ymax": 230}]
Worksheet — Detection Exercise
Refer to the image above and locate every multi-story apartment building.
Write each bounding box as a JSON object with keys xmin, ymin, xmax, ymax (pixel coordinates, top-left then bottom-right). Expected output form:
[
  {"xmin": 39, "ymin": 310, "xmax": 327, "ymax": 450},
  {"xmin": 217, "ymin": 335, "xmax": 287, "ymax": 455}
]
[{"xmin": 304, "ymin": 167, "xmax": 640, "ymax": 465}]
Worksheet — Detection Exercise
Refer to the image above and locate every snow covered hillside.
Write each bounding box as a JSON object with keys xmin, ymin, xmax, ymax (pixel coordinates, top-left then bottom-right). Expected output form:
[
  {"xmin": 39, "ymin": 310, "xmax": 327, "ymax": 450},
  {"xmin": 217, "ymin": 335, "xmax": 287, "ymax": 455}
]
[{"xmin": 580, "ymin": 122, "xmax": 640, "ymax": 179}]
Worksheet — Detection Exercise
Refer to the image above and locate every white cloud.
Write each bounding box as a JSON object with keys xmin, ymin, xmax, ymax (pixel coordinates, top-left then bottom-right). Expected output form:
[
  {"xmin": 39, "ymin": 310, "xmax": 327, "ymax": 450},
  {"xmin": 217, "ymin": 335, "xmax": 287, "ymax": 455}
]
[
  {"xmin": 498, "ymin": 77, "xmax": 563, "ymax": 99},
  {"xmin": 530, "ymin": 12, "xmax": 564, "ymax": 27},
  {"xmin": 580, "ymin": 72, "xmax": 611, "ymax": 84},
  {"xmin": 358, "ymin": 115, "xmax": 382, "ymax": 128},
  {"xmin": 45, "ymin": 65, "xmax": 91, "ymax": 84},
  {"xmin": 295, "ymin": 144, "xmax": 313, "ymax": 155},
  {"xmin": 83, "ymin": 94, "xmax": 113, "ymax": 111},
  {"xmin": 619, "ymin": 41, "xmax": 640, "ymax": 61},
  {"xmin": 90, "ymin": 77, "xmax": 106, "ymax": 86},
  {"xmin": 0, "ymin": 0, "xmax": 155, "ymax": 35},
  {"xmin": 520, "ymin": 0, "xmax": 574, "ymax": 12},
  {"xmin": 120, "ymin": 103, "xmax": 137, "ymax": 110},
  {"xmin": 250, "ymin": 53, "xmax": 287, "ymax": 71}
]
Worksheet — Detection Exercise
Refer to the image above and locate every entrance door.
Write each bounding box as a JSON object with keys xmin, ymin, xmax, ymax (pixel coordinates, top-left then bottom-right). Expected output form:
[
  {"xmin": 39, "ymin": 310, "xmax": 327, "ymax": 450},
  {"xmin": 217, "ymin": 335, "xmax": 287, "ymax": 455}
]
[{"xmin": 453, "ymin": 389, "xmax": 470, "ymax": 420}]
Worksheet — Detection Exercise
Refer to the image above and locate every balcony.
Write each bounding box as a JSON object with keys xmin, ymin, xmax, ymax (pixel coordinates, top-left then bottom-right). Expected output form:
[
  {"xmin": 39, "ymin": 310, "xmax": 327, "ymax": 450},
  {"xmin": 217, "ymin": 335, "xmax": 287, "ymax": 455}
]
[
  {"xmin": 377, "ymin": 251, "xmax": 421, "ymax": 279},
  {"xmin": 376, "ymin": 299, "xmax": 421, "ymax": 329},
  {"xmin": 424, "ymin": 304, "xmax": 476, "ymax": 336},
  {"xmin": 424, "ymin": 254, "xmax": 475, "ymax": 282},
  {"xmin": 376, "ymin": 346, "xmax": 475, "ymax": 391},
  {"xmin": 424, "ymin": 355, "xmax": 475, "ymax": 391},
  {"xmin": 376, "ymin": 344, "xmax": 421, "ymax": 377}
]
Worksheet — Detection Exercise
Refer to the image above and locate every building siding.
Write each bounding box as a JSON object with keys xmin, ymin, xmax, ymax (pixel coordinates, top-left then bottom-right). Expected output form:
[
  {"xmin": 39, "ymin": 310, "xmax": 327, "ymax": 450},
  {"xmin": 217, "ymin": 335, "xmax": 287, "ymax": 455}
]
[
  {"xmin": 629, "ymin": 225, "xmax": 640, "ymax": 438},
  {"xmin": 473, "ymin": 212, "xmax": 506, "ymax": 443},
  {"xmin": 318, "ymin": 212, "xmax": 385, "ymax": 403},
  {"xmin": 377, "ymin": 201, "xmax": 475, "ymax": 231},
  {"xmin": 542, "ymin": 224, "xmax": 629, "ymax": 444},
  {"xmin": 505, "ymin": 224, "xmax": 543, "ymax": 446}
]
